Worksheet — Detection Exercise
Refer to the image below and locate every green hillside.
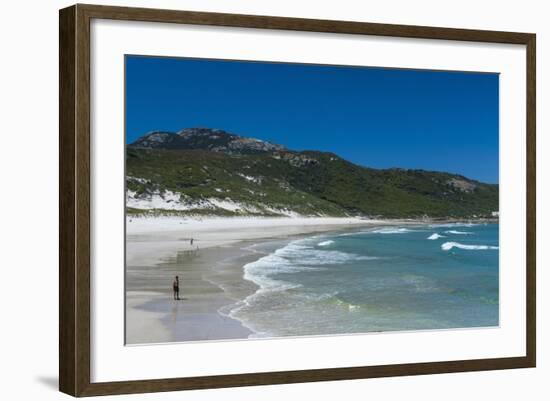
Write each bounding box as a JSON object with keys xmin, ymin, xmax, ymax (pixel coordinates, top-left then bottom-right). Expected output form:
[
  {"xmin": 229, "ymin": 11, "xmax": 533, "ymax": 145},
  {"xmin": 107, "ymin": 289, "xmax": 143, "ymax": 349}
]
[{"xmin": 126, "ymin": 129, "xmax": 498, "ymax": 218}]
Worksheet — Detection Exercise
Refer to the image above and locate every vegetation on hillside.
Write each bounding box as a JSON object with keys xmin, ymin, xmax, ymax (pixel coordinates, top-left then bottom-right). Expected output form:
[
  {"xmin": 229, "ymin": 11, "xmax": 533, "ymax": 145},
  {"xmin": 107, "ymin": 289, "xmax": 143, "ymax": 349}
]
[{"xmin": 126, "ymin": 140, "xmax": 498, "ymax": 218}]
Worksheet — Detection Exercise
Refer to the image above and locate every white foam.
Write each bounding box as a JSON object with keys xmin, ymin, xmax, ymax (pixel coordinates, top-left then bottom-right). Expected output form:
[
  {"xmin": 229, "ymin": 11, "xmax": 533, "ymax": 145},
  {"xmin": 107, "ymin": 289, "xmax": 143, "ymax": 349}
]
[
  {"xmin": 445, "ymin": 230, "xmax": 473, "ymax": 235},
  {"xmin": 427, "ymin": 233, "xmax": 445, "ymax": 240},
  {"xmin": 338, "ymin": 227, "xmax": 418, "ymax": 237},
  {"xmin": 241, "ymin": 239, "xmax": 377, "ymax": 293},
  {"xmin": 371, "ymin": 227, "xmax": 415, "ymax": 234},
  {"xmin": 429, "ymin": 222, "xmax": 479, "ymax": 228},
  {"xmin": 441, "ymin": 242, "xmax": 499, "ymax": 251},
  {"xmin": 318, "ymin": 240, "xmax": 334, "ymax": 246}
]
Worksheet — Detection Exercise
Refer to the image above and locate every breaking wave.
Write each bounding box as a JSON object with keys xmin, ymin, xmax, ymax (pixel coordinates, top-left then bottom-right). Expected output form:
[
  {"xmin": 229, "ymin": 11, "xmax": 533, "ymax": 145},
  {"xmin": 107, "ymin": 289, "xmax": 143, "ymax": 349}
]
[
  {"xmin": 242, "ymin": 240, "xmax": 378, "ymax": 292},
  {"xmin": 441, "ymin": 242, "xmax": 499, "ymax": 251},
  {"xmin": 371, "ymin": 227, "xmax": 416, "ymax": 234},
  {"xmin": 445, "ymin": 230, "xmax": 473, "ymax": 235},
  {"xmin": 429, "ymin": 222, "xmax": 479, "ymax": 228}
]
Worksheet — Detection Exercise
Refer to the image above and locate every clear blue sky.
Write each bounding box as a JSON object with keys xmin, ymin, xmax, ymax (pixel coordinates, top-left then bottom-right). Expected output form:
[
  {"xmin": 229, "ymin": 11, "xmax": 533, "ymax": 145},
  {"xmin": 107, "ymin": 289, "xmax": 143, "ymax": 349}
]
[{"xmin": 126, "ymin": 55, "xmax": 499, "ymax": 183}]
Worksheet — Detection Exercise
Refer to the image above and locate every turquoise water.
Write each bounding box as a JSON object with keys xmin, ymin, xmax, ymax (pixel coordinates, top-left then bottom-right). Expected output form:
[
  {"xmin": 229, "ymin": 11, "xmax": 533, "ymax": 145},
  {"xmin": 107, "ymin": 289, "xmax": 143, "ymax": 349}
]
[{"xmin": 229, "ymin": 223, "xmax": 499, "ymax": 338}]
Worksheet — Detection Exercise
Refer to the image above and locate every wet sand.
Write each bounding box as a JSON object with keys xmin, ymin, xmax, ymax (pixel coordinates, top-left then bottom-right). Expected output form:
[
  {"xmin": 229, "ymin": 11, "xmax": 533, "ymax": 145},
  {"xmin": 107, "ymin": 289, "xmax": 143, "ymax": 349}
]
[
  {"xmin": 126, "ymin": 244, "xmax": 261, "ymax": 344},
  {"xmin": 125, "ymin": 216, "xmax": 392, "ymax": 344}
]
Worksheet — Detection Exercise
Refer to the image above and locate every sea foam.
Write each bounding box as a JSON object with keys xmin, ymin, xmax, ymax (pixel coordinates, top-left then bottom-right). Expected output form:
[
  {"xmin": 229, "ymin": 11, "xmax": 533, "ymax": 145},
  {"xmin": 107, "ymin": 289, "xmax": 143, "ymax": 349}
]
[
  {"xmin": 441, "ymin": 242, "xmax": 499, "ymax": 251},
  {"xmin": 445, "ymin": 230, "xmax": 473, "ymax": 235},
  {"xmin": 318, "ymin": 240, "xmax": 335, "ymax": 247},
  {"xmin": 429, "ymin": 222, "xmax": 479, "ymax": 228},
  {"xmin": 243, "ymin": 240, "xmax": 377, "ymax": 292},
  {"xmin": 371, "ymin": 227, "xmax": 415, "ymax": 234},
  {"xmin": 229, "ymin": 223, "xmax": 499, "ymax": 339}
]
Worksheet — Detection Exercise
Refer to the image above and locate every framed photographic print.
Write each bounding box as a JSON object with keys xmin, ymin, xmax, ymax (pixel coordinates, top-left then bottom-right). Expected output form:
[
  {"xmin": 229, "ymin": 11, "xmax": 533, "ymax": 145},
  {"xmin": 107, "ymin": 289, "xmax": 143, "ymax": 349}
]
[{"xmin": 59, "ymin": 4, "xmax": 536, "ymax": 397}]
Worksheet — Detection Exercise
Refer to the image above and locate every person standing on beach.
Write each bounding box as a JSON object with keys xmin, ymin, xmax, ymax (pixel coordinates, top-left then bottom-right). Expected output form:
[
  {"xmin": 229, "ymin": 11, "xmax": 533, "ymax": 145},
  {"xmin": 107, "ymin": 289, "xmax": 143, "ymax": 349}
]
[
  {"xmin": 190, "ymin": 237, "xmax": 194, "ymax": 246},
  {"xmin": 173, "ymin": 276, "xmax": 180, "ymax": 300}
]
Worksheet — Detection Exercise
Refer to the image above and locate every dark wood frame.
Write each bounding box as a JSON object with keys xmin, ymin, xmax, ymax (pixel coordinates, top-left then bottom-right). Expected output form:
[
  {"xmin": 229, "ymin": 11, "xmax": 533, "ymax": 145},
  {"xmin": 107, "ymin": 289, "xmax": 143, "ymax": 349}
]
[{"xmin": 59, "ymin": 3, "xmax": 536, "ymax": 397}]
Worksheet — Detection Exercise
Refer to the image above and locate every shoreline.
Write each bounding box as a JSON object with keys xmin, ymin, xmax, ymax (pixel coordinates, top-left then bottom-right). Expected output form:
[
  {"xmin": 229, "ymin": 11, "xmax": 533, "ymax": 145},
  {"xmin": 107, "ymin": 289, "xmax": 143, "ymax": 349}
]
[
  {"xmin": 126, "ymin": 216, "xmax": 393, "ymax": 344},
  {"xmin": 125, "ymin": 216, "xmax": 494, "ymax": 344}
]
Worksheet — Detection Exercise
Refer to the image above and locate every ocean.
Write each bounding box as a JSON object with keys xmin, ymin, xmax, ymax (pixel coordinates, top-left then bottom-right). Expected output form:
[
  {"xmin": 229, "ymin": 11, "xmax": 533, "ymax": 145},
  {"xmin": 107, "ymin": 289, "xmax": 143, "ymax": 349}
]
[{"xmin": 228, "ymin": 223, "xmax": 499, "ymax": 338}]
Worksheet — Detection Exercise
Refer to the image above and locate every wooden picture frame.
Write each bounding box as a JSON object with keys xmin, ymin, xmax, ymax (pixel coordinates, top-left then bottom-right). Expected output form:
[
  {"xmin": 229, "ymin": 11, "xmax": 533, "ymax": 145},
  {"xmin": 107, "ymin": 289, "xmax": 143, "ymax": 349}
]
[{"xmin": 59, "ymin": 3, "xmax": 536, "ymax": 397}]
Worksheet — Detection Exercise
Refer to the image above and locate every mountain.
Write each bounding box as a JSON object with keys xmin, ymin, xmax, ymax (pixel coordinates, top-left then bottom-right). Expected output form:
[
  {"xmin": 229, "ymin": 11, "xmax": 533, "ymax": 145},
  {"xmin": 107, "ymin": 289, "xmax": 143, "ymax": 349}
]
[
  {"xmin": 130, "ymin": 128, "xmax": 286, "ymax": 154},
  {"xmin": 126, "ymin": 128, "xmax": 498, "ymax": 218}
]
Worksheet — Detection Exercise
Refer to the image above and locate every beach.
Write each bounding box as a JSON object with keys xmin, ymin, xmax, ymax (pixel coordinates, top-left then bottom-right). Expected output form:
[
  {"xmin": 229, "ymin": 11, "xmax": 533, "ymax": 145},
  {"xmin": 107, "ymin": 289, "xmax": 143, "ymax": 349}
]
[
  {"xmin": 126, "ymin": 217, "xmax": 499, "ymax": 344},
  {"xmin": 125, "ymin": 216, "xmax": 388, "ymax": 344}
]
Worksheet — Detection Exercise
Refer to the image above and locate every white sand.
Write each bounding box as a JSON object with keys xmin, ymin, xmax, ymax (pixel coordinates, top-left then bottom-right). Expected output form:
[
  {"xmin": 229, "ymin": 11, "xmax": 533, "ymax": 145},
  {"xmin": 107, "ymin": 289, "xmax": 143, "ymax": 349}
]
[
  {"xmin": 125, "ymin": 216, "xmax": 396, "ymax": 344},
  {"xmin": 127, "ymin": 216, "xmax": 389, "ymax": 258},
  {"xmin": 126, "ymin": 216, "xmax": 382, "ymax": 266},
  {"xmin": 126, "ymin": 291, "xmax": 172, "ymax": 344},
  {"xmin": 127, "ymin": 215, "xmax": 386, "ymax": 235}
]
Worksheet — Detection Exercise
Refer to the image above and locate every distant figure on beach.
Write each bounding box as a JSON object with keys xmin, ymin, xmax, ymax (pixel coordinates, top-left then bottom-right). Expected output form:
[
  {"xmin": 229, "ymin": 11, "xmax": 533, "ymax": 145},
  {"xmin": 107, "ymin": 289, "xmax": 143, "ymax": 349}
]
[
  {"xmin": 172, "ymin": 276, "xmax": 180, "ymax": 300},
  {"xmin": 190, "ymin": 237, "xmax": 194, "ymax": 246}
]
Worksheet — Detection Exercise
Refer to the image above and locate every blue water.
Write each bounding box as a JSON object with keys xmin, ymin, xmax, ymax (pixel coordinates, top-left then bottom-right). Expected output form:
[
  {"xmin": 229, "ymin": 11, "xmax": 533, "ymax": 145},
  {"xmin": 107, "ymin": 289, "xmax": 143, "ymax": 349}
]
[{"xmin": 229, "ymin": 223, "xmax": 499, "ymax": 338}]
